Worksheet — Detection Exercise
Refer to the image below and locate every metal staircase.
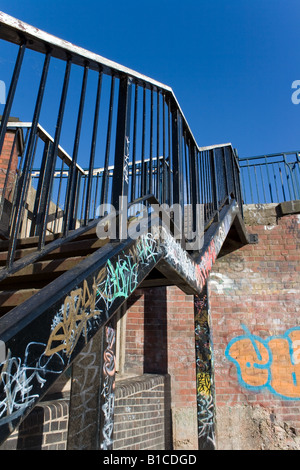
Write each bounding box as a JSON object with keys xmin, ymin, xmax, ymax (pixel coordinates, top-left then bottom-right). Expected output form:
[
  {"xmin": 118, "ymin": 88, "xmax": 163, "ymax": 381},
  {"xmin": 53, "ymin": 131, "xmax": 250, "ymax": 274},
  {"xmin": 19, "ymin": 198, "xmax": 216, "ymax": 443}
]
[{"xmin": 0, "ymin": 11, "xmax": 253, "ymax": 446}]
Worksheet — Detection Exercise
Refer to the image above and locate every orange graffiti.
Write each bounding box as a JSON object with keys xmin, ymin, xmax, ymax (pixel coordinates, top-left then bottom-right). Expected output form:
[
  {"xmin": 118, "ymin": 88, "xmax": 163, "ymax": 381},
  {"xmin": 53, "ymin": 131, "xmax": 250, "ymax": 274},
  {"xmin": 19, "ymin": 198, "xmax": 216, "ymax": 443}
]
[{"xmin": 226, "ymin": 325, "xmax": 300, "ymax": 400}]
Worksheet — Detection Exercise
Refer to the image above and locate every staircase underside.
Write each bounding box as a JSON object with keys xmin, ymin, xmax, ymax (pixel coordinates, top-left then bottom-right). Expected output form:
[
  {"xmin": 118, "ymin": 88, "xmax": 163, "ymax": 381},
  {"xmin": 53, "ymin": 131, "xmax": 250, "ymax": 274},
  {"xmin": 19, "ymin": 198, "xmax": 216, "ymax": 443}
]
[{"xmin": 0, "ymin": 199, "xmax": 252, "ymax": 444}]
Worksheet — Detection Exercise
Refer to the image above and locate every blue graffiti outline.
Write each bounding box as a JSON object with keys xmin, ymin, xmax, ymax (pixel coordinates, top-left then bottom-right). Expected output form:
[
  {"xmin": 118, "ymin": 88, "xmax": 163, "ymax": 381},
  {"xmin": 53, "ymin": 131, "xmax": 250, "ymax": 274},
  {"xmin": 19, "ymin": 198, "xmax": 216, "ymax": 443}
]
[{"xmin": 225, "ymin": 324, "xmax": 300, "ymax": 400}]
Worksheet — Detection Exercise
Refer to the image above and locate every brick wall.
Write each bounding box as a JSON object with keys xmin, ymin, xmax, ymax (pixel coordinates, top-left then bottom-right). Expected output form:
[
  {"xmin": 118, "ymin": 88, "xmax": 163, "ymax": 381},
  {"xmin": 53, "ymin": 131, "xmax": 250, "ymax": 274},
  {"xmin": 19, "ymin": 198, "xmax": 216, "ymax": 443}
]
[
  {"xmin": 125, "ymin": 286, "xmax": 198, "ymax": 450},
  {"xmin": 0, "ymin": 401, "xmax": 69, "ymax": 450},
  {"xmin": 209, "ymin": 203, "xmax": 300, "ymax": 450},
  {"xmin": 0, "ymin": 128, "xmax": 19, "ymax": 199},
  {"xmin": 0, "ymin": 127, "xmax": 20, "ymax": 236},
  {"xmin": 113, "ymin": 374, "xmax": 171, "ymax": 450}
]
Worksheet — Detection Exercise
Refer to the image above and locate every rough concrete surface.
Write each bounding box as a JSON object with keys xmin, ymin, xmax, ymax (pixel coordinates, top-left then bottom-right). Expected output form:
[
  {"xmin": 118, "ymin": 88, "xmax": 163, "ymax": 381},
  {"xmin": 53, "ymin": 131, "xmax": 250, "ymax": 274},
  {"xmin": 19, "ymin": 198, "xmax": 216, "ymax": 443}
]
[
  {"xmin": 243, "ymin": 203, "xmax": 278, "ymax": 226},
  {"xmin": 216, "ymin": 404, "xmax": 300, "ymax": 450}
]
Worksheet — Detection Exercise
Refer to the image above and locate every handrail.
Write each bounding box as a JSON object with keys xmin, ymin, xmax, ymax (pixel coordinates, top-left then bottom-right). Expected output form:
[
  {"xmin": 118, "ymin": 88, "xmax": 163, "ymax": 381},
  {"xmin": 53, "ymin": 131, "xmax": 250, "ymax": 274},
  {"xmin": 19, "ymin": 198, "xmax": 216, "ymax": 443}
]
[
  {"xmin": 6, "ymin": 122, "xmax": 86, "ymax": 174},
  {"xmin": 0, "ymin": 11, "xmax": 243, "ymax": 277},
  {"xmin": 0, "ymin": 11, "xmax": 199, "ymax": 153},
  {"xmin": 239, "ymin": 150, "xmax": 300, "ymax": 204}
]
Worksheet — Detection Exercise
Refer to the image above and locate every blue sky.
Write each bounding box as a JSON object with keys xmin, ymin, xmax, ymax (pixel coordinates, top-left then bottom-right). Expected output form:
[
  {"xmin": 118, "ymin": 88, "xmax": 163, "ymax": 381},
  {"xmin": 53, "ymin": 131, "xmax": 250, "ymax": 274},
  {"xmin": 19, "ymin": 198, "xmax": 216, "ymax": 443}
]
[{"xmin": 0, "ymin": 0, "xmax": 299, "ymax": 158}]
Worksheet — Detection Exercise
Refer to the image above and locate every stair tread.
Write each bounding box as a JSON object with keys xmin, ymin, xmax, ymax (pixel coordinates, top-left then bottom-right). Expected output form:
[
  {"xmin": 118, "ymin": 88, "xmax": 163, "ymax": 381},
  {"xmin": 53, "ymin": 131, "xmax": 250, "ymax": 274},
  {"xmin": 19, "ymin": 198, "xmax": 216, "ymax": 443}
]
[
  {"xmin": 0, "ymin": 236, "xmax": 109, "ymax": 265},
  {"xmin": 0, "ymin": 224, "xmax": 102, "ymax": 251},
  {"xmin": 0, "ymin": 288, "xmax": 40, "ymax": 307},
  {"xmin": 2, "ymin": 256, "xmax": 85, "ymax": 279}
]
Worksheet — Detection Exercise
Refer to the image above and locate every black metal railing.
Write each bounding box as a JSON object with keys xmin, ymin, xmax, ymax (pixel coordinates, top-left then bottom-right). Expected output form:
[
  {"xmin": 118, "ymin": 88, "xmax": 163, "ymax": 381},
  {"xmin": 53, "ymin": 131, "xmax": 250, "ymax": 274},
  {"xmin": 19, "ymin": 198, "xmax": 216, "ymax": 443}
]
[
  {"xmin": 239, "ymin": 151, "xmax": 300, "ymax": 204},
  {"xmin": 0, "ymin": 11, "xmax": 243, "ymax": 279}
]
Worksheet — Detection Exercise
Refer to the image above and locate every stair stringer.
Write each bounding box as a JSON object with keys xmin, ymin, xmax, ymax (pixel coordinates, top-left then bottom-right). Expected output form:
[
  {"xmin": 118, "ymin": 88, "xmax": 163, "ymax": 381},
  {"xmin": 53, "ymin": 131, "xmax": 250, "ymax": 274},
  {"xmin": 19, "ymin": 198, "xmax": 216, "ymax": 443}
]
[
  {"xmin": 156, "ymin": 200, "xmax": 244, "ymax": 294},
  {"xmin": 0, "ymin": 200, "xmax": 245, "ymax": 444}
]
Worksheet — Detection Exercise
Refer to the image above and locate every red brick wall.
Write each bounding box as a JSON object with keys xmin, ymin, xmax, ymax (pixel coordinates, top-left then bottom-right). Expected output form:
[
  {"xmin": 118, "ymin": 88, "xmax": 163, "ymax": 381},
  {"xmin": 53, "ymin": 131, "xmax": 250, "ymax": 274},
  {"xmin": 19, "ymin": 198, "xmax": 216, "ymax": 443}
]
[
  {"xmin": 0, "ymin": 129, "xmax": 19, "ymax": 200},
  {"xmin": 209, "ymin": 205, "xmax": 300, "ymax": 450},
  {"xmin": 125, "ymin": 285, "xmax": 198, "ymax": 449}
]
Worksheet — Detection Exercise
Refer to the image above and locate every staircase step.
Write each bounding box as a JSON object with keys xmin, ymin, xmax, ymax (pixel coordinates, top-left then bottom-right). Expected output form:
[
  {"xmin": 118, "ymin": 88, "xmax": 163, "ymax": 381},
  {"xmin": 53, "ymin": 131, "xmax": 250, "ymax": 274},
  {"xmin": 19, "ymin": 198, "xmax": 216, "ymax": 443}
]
[
  {"xmin": 0, "ymin": 224, "xmax": 102, "ymax": 251},
  {"xmin": 0, "ymin": 256, "xmax": 85, "ymax": 285},
  {"xmin": 0, "ymin": 288, "xmax": 40, "ymax": 311},
  {"xmin": 0, "ymin": 235, "xmax": 109, "ymax": 265}
]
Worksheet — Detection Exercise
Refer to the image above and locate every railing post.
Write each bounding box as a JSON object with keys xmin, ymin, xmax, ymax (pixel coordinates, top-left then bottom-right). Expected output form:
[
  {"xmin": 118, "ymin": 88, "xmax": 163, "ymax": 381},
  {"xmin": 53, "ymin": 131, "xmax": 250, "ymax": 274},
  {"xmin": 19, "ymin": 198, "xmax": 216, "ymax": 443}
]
[
  {"xmin": 111, "ymin": 75, "xmax": 132, "ymax": 239},
  {"xmin": 64, "ymin": 63, "xmax": 89, "ymax": 233},
  {"xmin": 0, "ymin": 42, "xmax": 26, "ymax": 156},
  {"xmin": 6, "ymin": 50, "xmax": 51, "ymax": 265},
  {"xmin": 210, "ymin": 149, "xmax": 219, "ymax": 222},
  {"xmin": 30, "ymin": 139, "xmax": 53, "ymax": 237},
  {"xmin": 189, "ymin": 144, "xmax": 200, "ymax": 235},
  {"xmin": 171, "ymin": 106, "xmax": 184, "ymax": 242},
  {"xmin": 222, "ymin": 147, "xmax": 230, "ymax": 203},
  {"xmin": 38, "ymin": 58, "xmax": 72, "ymax": 250}
]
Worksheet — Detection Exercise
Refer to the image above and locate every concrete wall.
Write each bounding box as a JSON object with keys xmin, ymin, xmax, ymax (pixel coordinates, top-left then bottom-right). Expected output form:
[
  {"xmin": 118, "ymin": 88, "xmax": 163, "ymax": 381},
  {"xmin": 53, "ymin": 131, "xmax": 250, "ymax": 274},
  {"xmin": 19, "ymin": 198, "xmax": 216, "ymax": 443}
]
[{"xmin": 209, "ymin": 203, "xmax": 300, "ymax": 450}]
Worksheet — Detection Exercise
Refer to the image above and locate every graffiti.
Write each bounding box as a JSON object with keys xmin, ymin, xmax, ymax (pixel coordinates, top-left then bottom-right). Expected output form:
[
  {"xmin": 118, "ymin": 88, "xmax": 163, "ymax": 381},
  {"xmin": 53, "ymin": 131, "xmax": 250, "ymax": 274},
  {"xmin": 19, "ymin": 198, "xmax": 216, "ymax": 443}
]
[
  {"xmin": 159, "ymin": 203, "xmax": 236, "ymax": 293},
  {"xmin": 0, "ymin": 231, "xmax": 160, "ymax": 436},
  {"xmin": 123, "ymin": 136, "xmax": 130, "ymax": 184},
  {"xmin": 197, "ymin": 395, "xmax": 215, "ymax": 444},
  {"xmin": 194, "ymin": 293, "xmax": 216, "ymax": 450},
  {"xmin": 67, "ymin": 336, "xmax": 101, "ymax": 450},
  {"xmin": 45, "ymin": 231, "xmax": 160, "ymax": 359},
  {"xmin": 0, "ymin": 203, "xmax": 236, "ymax": 438},
  {"xmin": 159, "ymin": 227, "xmax": 216, "ymax": 292},
  {"xmin": 0, "ymin": 342, "xmax": 64, "ymax": 430},
  {"xmin": 225, "ymin": 325, "xmax": 300, "ymax": 400},
  {"xmin": 45, "ymin": 282, "xmax": 103, "ymax": 358},
  {"xmin": 101, "ymin": 325, "xmax": 116, "ymax": 450},
  {"xmin": 197, "ymin": 372, "xmax": 211, "ymax": 396}
]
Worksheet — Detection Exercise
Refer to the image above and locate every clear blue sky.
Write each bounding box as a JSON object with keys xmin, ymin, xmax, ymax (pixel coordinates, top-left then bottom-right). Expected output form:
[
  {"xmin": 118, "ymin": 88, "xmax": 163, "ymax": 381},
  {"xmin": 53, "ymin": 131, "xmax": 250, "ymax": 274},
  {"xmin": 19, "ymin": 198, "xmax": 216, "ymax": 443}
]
[{"xmin": 0, "ymin": 0, "xmax": 299, "ymax": 158}]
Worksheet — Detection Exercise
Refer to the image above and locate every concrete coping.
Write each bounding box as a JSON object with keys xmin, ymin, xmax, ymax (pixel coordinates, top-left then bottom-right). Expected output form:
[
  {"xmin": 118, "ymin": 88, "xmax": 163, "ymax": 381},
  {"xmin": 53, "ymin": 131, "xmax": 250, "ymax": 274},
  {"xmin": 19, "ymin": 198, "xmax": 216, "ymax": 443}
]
[{"xmin": 243, "ymin": 201, "xmax": 300, "ymax": 226}]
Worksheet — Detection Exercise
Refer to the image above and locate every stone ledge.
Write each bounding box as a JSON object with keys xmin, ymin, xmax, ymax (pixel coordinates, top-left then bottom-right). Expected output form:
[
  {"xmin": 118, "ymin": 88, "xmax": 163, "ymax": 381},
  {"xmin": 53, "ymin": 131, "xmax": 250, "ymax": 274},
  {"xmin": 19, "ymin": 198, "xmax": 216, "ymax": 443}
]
[
  {"xmin": 243, "ymin": 201, "xmax": 300, "ymax": 226},
  {"xmin": 277, "ymin": 200, "xmax": 300, "ymax": 217}
]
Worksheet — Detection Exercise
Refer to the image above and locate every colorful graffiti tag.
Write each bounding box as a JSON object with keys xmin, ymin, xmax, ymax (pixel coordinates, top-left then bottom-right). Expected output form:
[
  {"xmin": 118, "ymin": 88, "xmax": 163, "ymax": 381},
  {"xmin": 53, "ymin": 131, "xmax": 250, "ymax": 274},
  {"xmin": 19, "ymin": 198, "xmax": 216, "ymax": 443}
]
[
  {"xmin": 0, "ymin": 231, "xmax": 161, "ymax": 437},
  {"xmin": 100, "ymin": 325, "xmax": 116, "ymax": 450},
  {"xmin": 225, "ymin": 324, "xmax": 300, "ymax": 400},
  {"xmin": 194, "ymin": 292, "xmax": 216, "ymax": 450}
]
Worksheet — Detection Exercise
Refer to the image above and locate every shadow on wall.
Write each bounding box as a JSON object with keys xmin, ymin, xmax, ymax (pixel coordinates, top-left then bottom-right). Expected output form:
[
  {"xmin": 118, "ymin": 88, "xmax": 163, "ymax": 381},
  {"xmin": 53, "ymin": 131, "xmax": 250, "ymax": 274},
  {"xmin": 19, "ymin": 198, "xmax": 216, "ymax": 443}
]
[{"xmin": 144, "ymin": 287, "xmax": 168, "ymax": 375}]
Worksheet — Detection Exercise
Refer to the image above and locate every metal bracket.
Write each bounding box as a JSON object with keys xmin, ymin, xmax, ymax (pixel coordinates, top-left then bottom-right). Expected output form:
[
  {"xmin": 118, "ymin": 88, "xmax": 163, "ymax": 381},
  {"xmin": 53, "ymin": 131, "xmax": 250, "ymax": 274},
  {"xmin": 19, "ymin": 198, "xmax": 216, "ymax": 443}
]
[{"xmin": 249, "ymin": 233, "xmax": 259, "ymax": 244}]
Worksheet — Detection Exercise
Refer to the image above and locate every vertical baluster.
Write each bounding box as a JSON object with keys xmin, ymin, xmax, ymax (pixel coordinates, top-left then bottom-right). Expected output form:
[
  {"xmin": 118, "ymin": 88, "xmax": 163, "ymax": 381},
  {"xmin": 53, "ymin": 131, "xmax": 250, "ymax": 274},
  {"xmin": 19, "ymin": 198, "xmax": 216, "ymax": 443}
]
[
  {"xmin": 101, "ymin": 75, "xmax": 115, "ymax": 207},
  {"xmin": 130, "ymin": 84, "xmax": 138, "ymax": 202},
  {"xmin": 156, "ymin": 90, "xmax": 160, "ymax": 201},
  {"xmin": 162, "ymin": 92, "xmax": 167, "ymax": 204},
  {"xmin": 111, "ymin": 75, "xmax": 132, "ymax": 239},
  {"xmin": 0, "ymin": 42, "xmax": 26, "ymax": 155},
  {"xmin": 141, "ymin": 85, "xmax": 146, "ymax": 198},
  {"xmin": 85, "ymin": 68, "xmax": 103, "ymax": 224},
  {"xmin": 7, "ymin": 50, "xmax": 51, "ymax": 265},
  {"xmin": 64, "ymin": 63, "xmax": 89, "ymax": 234},
  {"xmin": 149, "ymin": 87, "xmax": 154, "ymax": 195},
  {"xmin": 171, "ymin": 105, "xmax": 184, "ymax": 243},
  {"xmin": 38, "ymin": 58, "xmax": 72, "ymax": 250}
]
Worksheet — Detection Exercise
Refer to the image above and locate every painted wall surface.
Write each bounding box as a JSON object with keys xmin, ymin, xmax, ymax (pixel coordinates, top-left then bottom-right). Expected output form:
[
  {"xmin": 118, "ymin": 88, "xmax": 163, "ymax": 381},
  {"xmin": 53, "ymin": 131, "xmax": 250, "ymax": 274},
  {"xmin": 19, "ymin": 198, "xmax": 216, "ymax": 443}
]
[{"xmin": 209, "ymin": 205, "xmax": 300, "ymax": 450}]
